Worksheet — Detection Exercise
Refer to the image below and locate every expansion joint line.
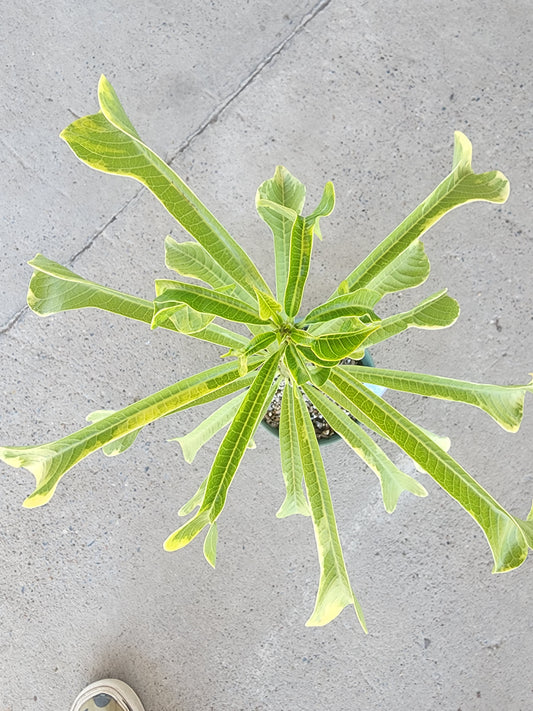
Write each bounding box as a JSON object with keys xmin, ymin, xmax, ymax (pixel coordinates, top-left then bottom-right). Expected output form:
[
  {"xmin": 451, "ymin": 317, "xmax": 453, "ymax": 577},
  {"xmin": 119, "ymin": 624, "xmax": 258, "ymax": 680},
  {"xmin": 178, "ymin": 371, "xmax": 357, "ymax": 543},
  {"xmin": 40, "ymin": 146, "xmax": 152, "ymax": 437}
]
[
  {"xmin": 0, "ymin": 190, "xmax": 142, "ymax": 335},
  {"xmin": 167, "ymin": 0, "xmax": 333, "ymax": 163}
]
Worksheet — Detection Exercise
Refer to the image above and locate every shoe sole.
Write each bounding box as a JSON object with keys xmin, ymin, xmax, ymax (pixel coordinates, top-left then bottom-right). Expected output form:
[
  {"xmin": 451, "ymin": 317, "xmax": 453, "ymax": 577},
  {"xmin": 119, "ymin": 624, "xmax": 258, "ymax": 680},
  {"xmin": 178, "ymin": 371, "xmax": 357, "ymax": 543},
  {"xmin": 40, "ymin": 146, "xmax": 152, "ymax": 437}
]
[{"xmin": 69, "ymin": 678, "xmax": 145, "ymax": 711}]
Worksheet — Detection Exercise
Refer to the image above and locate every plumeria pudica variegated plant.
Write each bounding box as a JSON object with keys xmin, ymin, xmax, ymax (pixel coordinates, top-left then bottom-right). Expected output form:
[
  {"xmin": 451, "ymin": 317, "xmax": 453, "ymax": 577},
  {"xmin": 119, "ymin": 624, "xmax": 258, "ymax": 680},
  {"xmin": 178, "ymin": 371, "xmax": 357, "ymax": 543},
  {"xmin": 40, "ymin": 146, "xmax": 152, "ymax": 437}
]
[{"xmin": 1, "ymin": 76, "xmax": 532, "ymax": 630}]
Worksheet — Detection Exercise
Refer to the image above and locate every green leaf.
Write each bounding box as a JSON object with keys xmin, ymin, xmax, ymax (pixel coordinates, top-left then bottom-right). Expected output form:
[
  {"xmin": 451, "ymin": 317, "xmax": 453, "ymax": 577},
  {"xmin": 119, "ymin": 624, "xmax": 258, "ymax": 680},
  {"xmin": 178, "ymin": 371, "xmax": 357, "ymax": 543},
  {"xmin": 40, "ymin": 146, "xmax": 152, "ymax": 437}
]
[
  {"xmin": 309, "ymin": 367, "xmax": 331, "ymax": 388},
  {"xmin": 300, "ymin": 289, "xmax": 380, "ymax": 326},
  {"xmin": 301, "ymin": 383, "xmax": 427, "ymax": 512},
  {"xmin": 27, "ymin": 254, "xmax": 248, "ymax": 350},
  {"xmin": 28, "ymin": 254, "xmax": 159, "ymax": 323},
  {"xmin": 318, "ymin": 378, "xmax": 389, "ymax": 439},
  {"xmin": 178, "ymin": 478, "xmax": 207, "ymax": 516},
  {"xmin": 291, "ymin": 385, "xmax": 366, "ymax": 629},
  {"xmin": 410, "ymin": 425, "xmax": 451, "ymax": 474},
  {"xmin": 256, "ymin": 166, "xmax": 306, "ymax": 300},
  {"xmin": 253, "ymin": 287, "xmax": 283, "ymax": 323},
  {"xmin": 199, "ymin": 360, "xmax": 279, "ymax": 521},
  {"xmin": 288, "ymin": 326, "xmax": 315, "ymax": 346},
  {"xmin": 339, "ymin": 365, "xmax": 533, "ymax": 433},
  {"xmin": 284, "ymin": 217, "xmax": 315, "ymax": 318},
  {"xmin": 164, "ymin": 348, "xmax": 283, "ymax": 551},
  {"xmin": 152, "ymin": 281, "xmax": 268, "ymax": 328},
  {"xmin": 335, "ymin": 131, "xmax": 509, "ymax": 297},
  {"xmin": 85, "ymin": 410, "xmax": 141, "ymax": 456},
  {"xmin": 170, "ymin": 305, "xmax": 216, "ymax": 334},
  {"xmin": 203, "ymin": 522, "xmax": 218, "ymax": 568},
  {"xmin": 165, "ymin": 237, "xmax": 234, "ymax": 289},
  {"xmin": 294, "ymin": 344, "xmax": 340, "ymax": 369},
  {"xmin": 285, "ymin": 344, "xmax": 311, "ymax": 385},
  {"xmin": 61, "ymin": 75, "xmax": 271, "ymax": 300},
  {"xmin": 363, "ymin": 239, "xmax": 431, "ymax": 298},
  {"xmin": 171, "ymin": 392, "xmax": 246, "ymax": 463},
  {"xmin": 277, "ymin": 382, "xmax": 311, "ymax": 518},
  {"xmin": 363, "ymin": 290, "xmax": 460, "ymax": 347},
  {"xmin": 329, "ymin": 370, "xmax": 533, "ymax": 573},
  {"xmin": 0, "ymin": 360, "xmax": 250, "ymax": 508},
  {"xmin": 188, "ymin": 323, "xmax": 250, "ymax": 350},
  {"xmin": 155, "ymin": 278, "xmax": 217, "ymax": 334},
  {"xmin": 170, "ymin": 367, "xmax": 259, "ymax": 415},
  {"xmin": 239, "ymin": 331, "xmax": 277, "ymax": 358},
  {"xmin": 309, "ymin": 321, "xmax": 380, "ymax": 361},
  {"xmin": 284, "ymin": 182, "xmax": 335, "ymax": 317},
  {"xmin": 307, "ymin": 180, "xmax": 336, "ymax": 236}
]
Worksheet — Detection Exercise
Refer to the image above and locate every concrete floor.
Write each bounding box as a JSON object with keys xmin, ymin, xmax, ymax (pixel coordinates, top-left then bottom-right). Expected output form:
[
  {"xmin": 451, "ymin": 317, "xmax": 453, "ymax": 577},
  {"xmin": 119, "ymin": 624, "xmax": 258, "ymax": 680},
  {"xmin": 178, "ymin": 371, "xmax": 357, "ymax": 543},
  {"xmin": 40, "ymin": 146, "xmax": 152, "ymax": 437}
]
[{"xmin": 1, "ymin": 1, "xmax": 532, "ymax": 709}]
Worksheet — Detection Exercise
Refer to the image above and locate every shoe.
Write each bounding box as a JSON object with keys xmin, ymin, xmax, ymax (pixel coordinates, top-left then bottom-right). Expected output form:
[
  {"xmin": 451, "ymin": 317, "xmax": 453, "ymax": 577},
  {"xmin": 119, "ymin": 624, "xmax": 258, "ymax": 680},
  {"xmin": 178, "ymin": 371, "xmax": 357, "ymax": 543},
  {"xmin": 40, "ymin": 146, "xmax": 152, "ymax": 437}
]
[{"xmin": 70, "ymin": 679, "xmax": 146, "ymax": 711}]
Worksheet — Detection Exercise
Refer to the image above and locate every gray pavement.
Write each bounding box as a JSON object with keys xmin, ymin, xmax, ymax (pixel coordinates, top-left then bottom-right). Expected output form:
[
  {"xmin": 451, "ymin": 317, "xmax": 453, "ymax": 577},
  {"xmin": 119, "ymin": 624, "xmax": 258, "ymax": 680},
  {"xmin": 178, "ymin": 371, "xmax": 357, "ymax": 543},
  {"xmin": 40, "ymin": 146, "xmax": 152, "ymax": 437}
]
[{"xmin": 1, "ymin": 1, "xmax": 532, "ymax": 709}]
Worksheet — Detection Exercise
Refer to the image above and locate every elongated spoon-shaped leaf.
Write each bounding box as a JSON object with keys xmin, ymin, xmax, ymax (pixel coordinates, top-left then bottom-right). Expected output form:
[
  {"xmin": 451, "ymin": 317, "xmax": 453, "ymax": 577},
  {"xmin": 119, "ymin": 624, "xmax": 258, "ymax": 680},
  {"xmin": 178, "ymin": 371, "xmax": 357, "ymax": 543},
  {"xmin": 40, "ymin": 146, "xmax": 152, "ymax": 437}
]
[
  {"xmin": 28, "ymin": 253, "xmax": 152, "ymax": 321},
  {"xmin": 28, "ymin": 254, "xmax": 248, "ymax": 350},
  {"xmin": 300, "ymin": 289, "xmax": 380, "ymax": 326},
  {"xmin": 277, "ymin": 382, "xmax": 311, "ymax": 517},
  {"xmin": 61, "ymin": 75, "xmax": 271, "ymax": 299},
  {"xmin": 291, "ymin": 385, "xmax": 366, "ymax": 629},
  {"xmin": 284, "ymin": 344, "xmax": 312, "ymax": 385},
  {"xmin": 171, "ymin": 392, "xmax": 246, "ymax": 464},
  {"xmin": 0, "ymin": 360, "xmax": 251, "ymax": 507},
  {"xmin": 309, "ymin": 322, "xmax": 380, "ymax": 362},
  {"xmin": 164, "ymin": 348, "xmax": 283, "ymax": 551},
  {"xmin": 363, "ymin": 290, "xmax": 460, "ymax": 347},
  {"xmin": 339, "ymin": 365, "xmax": 533, "ymax": 432},
  {"xmin": 301, "ymin": 383, "xmax": 427, "ymax": 512},
  {"xmin": 330, "ymin": 369, "xmax": 533, "ymax": 572},
  {"xmin": 152, "ymin": 281, "xmax": 269, "ymax": 328},
  {"xmin": 256, "ymin": 166, "xmax": 306, "ymax": 300},
  {"xmin": 335, "ymin": 131, "xmax": 509, "ymax": 297},
  {"xmin": 164, "ymin": 237, "xmax": 258, "ymax": 310},
  {"xmin": 284, "ymin": 182, "xmax": 335, "ymax": 317}
]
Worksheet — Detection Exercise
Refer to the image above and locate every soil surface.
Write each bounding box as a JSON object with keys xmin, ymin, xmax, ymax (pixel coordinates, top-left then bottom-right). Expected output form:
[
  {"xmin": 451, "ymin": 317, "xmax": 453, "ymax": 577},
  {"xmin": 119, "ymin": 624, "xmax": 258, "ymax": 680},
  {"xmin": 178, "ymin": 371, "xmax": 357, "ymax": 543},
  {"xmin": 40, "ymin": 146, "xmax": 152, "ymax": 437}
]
[{"xmin": 262, "ymin": 357, "xmax": 364, "ymax": 440}]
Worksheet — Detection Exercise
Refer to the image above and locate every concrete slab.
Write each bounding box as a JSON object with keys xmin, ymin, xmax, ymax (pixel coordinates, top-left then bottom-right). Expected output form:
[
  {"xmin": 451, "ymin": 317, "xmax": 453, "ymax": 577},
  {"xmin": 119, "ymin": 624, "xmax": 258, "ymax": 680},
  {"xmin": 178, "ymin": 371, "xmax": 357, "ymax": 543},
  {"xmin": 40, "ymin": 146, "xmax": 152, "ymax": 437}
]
[
  {"xmin": 0, "ymin": 0, "xmax": 314, "ymax": 325},
  {"xmin": 1, "ymin": 1, "xmax": 532, "ymax": 710}
]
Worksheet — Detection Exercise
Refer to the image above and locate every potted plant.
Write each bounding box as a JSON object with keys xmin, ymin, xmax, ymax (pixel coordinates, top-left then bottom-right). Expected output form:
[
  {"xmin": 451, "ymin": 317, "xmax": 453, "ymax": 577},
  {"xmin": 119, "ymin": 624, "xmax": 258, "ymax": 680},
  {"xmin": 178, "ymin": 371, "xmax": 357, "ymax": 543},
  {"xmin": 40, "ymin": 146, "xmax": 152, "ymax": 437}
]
[{"xmin": 1, "ymin": 76, "xmax": 531, "ymax": 630}]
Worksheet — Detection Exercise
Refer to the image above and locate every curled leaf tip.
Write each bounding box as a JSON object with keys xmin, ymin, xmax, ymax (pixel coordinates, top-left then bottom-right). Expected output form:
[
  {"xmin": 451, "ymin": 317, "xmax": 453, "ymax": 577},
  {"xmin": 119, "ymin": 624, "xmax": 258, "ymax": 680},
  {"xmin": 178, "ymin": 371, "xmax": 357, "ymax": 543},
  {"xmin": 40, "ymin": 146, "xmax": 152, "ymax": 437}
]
[{"xmin": 23, "ymin": 490, "xmax": 52, "ymax": 509}]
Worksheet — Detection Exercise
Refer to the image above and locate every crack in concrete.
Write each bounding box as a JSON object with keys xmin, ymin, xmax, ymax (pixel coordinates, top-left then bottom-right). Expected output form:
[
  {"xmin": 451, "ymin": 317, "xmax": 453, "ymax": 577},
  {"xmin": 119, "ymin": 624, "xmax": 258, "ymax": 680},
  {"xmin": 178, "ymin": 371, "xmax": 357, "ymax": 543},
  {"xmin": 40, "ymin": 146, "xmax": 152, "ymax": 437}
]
[
  {"xmin": 0, "ymin": 0, "xmax": 332, "ymax": 336},
  {"xmin": 167, "ymin": 0, "xmax": 333, "ymax": 163},
  {"xmin": 67, "ymin": 189, "xmax": 142, "ymax": 266},
  {"xmin": 0, "ymin": 190, "xmax": 143, "ymax": 336},
  {"xmin": 0, "ymin": 304, "xmax": 28, "ymax": 335}
]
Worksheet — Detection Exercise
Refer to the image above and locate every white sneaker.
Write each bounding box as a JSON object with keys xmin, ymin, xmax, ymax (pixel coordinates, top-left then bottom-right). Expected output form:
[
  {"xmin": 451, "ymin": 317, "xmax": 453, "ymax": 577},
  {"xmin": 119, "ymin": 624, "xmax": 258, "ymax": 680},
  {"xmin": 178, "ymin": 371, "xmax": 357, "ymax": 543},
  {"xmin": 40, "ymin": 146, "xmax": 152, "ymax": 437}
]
[{"xmin": 70, "ymin": 679, "xmax": 146, "ymax": 711}]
